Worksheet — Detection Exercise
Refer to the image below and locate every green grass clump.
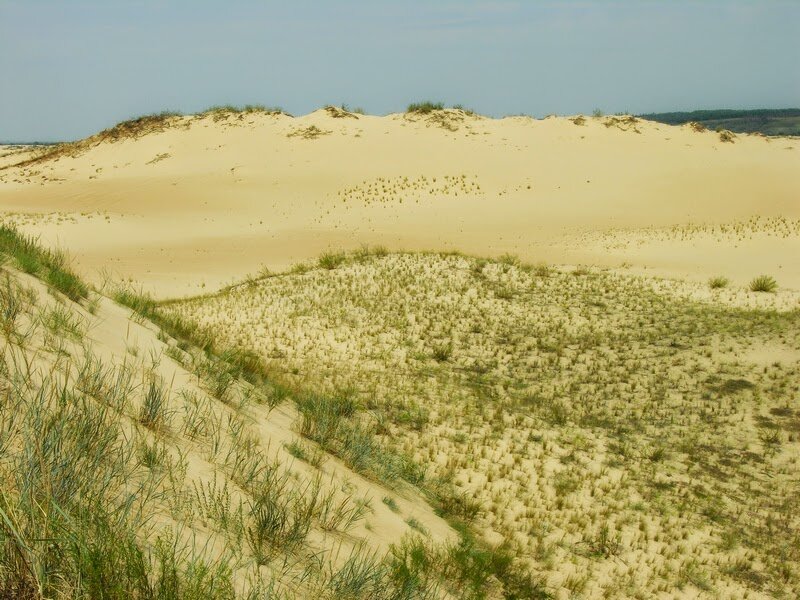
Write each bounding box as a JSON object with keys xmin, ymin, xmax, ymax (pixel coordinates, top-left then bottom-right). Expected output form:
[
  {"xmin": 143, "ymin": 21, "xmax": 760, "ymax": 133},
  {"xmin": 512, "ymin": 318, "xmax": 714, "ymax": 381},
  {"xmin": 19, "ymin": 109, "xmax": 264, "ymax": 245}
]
[
  {"xmin": 407, "ymin": 101, "xmax": 445, "ymax": 114},
  {"xmin": 749, "ymin": 275, "xmax": 778, "ymax": 293},
  {"xmin": 318, "ymin": 251, "xmax": 346, "ymax": 270},
  {"xmin": 708, "ymin": 276, "xmax": 730, "ymax": 289},
  {"xmin": 405, "ymin": 517, "xmax": 428, "ymax": 535},
  {"xmin": 139, "ymin": 375, "xmax": 169, "ymax": 429},
  {"xmin": 382, "ymin": 496, "xmax": 400, "ymax": 513},
  {"xmin": 0, "ymin": 225, "xmax": 88, "ymax": 301},
  {"xmin": 431, "ymin": 341, "xmax": 453, "ymax": 362}
]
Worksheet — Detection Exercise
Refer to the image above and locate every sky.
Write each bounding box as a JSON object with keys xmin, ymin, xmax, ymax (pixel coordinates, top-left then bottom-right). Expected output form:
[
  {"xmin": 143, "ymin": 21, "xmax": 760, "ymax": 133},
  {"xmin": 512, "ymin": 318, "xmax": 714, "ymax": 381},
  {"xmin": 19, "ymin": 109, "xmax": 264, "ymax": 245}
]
[{"xmin": 1, "ymin": 0, "xmax": 798, "ymax": 141}]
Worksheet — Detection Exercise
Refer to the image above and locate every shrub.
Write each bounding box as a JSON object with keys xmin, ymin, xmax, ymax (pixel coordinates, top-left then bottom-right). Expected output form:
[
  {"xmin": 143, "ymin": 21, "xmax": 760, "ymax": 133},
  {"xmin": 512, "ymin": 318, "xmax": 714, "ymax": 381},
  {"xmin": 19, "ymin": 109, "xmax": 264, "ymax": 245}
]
[
  {"xmin": 318, "ymin": 251, "xmax": 346, "ymax": 270},
  {"xmin": 749, "ymin": 275, "xmax": 777, "ymax": 293},
  {"xmin": 407, "ymin": 101, "xmax": 445, "ymax": 114},
  {"xmin": 708, "ymin": 276, "xmax": 730, "ymax": 289}
]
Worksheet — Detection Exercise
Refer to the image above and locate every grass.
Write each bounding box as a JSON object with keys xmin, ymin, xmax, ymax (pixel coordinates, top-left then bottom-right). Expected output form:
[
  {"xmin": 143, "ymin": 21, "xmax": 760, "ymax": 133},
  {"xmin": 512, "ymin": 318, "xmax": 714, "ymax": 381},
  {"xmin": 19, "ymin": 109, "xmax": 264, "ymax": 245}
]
[
  {"xmin": 8, "ymin": 229, "xmax": 796, "ymax": 597},
  {"xmin": 166, "ymin": 250, "xmax": 800, "ymax": 598},
  {"xmin": 405, "ymin": 517, "xmax": 428, "ymax": 535},
  {"xmin": 318, "ymin": 251, "xmax": 346, "ymax": 270},
  {"xmin": 0, "ymin": 224, "xmax": 88, "ymax": 301},
  {"xmin": 139, "ymin": 374, "xmax": 169, "ymax": 430},
  {"xmin": 407, "ymin": 101, "xmax": 445, "ymax": 114},
  {"xmin": 749, "ymin": 274, "xmax": 778, "ymax": 293},
  {"xmin": 708, "ymin": 275, "xmax": 730, "ymax": 289},
  {"xmin": 0, "ymin": 352, "xmax": 237, "ymax": 597},
  {"xmin": 0, "ymin": 235, "xmax": 563, "ymax": 598},
  {"xmin": 284, "ymin": 439, "xmax": 324, "ymax": 468},
  {"xmin": 431, "ymin": 341, "xmax": 453, "ymax": 362},
  {"xmin": 199, "ymin": 104, "xmax": 286, "ymax": 120}
]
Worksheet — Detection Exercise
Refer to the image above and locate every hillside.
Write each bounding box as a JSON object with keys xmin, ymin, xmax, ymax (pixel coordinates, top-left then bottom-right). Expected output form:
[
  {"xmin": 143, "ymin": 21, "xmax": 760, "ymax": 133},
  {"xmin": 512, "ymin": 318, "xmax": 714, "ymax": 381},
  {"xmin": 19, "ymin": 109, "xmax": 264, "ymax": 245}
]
[
  {"xmin": 638, "ymin": 109, "xmax": 800, "ymax": 137},
  {"xmin": 1, "ymin": 107, "xmax": 798, "ymax": 297},
  {"xmin": 163, "ymin": 248, "xmax": 800, "ymax": 599},
  {"xmin": 1, "ymin": 227, "xmax": 509, "ymax": 599}
]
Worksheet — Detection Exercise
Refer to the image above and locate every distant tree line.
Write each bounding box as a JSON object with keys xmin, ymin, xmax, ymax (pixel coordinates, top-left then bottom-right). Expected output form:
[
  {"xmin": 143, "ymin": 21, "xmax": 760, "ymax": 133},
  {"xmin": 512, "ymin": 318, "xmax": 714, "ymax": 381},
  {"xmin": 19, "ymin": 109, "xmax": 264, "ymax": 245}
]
[{"xmin": 638, "ymin": 108, "xmax": 800, "ymax": 136}]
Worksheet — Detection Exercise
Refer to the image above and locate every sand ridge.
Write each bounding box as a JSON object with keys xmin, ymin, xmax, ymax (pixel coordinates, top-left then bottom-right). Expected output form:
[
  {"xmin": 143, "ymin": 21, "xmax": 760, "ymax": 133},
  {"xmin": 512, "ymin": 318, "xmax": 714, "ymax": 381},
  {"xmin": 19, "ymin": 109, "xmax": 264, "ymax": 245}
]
[{"xmin": 1, "ymin": 109, "xmax": 797, "ymax": 296}]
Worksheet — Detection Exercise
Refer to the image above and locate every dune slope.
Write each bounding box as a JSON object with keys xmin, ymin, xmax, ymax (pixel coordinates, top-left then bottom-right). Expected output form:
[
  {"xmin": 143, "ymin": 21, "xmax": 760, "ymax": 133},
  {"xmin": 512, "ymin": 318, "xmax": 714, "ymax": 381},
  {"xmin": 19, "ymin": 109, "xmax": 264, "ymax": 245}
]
[
  {"xmin": 0, "ymin": 230, "xmax": 489, "ymax": 599},
  {"xmin": 1, "ymin": 108, "xmax": 798, "ymax": 296},
  {"xmin": 167, "ymin": 250, "xmax": 800, "ymax": 599}
]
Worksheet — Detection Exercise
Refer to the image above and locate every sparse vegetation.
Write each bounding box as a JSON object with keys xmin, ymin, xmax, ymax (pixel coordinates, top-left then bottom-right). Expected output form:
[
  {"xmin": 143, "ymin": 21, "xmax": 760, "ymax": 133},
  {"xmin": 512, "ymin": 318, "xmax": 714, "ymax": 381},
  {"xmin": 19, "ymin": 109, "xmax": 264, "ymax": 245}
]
[
  {"xmin": 708, "ymin": 275, "xmax": 730, "ymax": 289},
  {"xmin": 199, "ymin": 104, "xmax": 286, "ymax": 120},
  {"xmin": 3, "ymin": 126, "xmax": 799, "ymax": 597},
  {"xmin": 407, "ymin": 101, "xmax": 445, "ymax": 114},
  {"xmin": 0, "ymin": 233, "xmax": 560, "ymax": 598},
  {"xmin": 166, "ymin": 250, "xmax": 800, "ymax": 598},
  {"xmin": 749, "ymin": 274, "xmax": 778, "ymax": 293},
  {"xmin": 0, "ymin": 224, "xmax": 88, "ymax": 301}
]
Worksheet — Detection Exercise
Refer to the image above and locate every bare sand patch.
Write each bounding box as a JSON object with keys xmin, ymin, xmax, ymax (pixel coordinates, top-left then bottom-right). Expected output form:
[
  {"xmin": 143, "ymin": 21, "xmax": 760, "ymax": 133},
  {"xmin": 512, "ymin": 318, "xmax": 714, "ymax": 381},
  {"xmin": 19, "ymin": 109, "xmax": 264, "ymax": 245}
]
[{"xmin": 1, "ymin": 110, "xmax": 797, "ymax": 296}]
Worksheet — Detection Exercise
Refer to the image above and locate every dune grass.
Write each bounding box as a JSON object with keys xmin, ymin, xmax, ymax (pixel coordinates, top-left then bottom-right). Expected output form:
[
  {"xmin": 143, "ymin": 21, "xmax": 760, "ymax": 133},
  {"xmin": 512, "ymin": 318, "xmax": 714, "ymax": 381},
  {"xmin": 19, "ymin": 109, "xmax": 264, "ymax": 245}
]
[
  {"xmin": 749, "ymin": 274, "xmax": 778, "ymax": 293},
  {"xmin": 6, "ymin": 229, "xmax": 797, "ymax": 597},
  {"xmin": 0, "ymin": 224, "xmax": 88, "ymax": 301},
  {"xmin": 166, "ymin": 249, "xmax": 800, "ymax": 598},
  {"xmin": 406, "ymin": 101, "xmax": 445, "ymax": 114},
  {"xmin": 0, "ymin": 233, "xmax": 554, "ymax": 599},
  {"xmin": 708, "ymin": 275, "xmax": 730, "ymax": 289}
]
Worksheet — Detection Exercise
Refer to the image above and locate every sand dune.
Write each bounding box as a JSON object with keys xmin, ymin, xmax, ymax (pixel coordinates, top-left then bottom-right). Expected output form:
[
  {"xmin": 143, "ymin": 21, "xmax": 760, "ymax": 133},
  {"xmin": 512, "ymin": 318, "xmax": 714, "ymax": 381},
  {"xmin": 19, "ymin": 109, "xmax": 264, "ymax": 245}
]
[
  {"xmin": 1, "ymin": 108, "xmax": 797, "ymax": 296},
  {"xmin": 2, "ymin": 108, "xmax": 798, "ymax": 597}
]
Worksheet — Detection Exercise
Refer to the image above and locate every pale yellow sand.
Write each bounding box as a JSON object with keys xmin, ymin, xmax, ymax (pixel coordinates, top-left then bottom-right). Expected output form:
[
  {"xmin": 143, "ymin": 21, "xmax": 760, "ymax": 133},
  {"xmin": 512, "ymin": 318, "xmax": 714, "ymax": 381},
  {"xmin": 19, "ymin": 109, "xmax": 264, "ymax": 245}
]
[{"xmin": 1, "ymin": 109, "xmax": 797, "ymax": 296}]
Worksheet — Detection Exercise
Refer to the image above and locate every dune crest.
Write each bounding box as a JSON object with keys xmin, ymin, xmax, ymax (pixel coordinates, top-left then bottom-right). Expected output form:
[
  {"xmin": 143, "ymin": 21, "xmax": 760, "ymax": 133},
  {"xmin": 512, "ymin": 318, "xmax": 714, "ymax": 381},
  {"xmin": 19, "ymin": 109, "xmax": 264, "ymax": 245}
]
[{"xmin": 1, "ymin": 109, "xmax": 798, "ymax": 296}]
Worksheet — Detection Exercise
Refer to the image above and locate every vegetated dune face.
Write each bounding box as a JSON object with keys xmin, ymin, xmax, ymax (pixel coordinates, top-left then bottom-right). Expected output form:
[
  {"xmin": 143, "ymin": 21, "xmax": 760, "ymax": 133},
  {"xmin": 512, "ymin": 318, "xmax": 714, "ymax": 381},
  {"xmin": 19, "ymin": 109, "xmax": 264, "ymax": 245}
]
[
  {"xmin": 1, "ymin": 108, "xmax": 798, "ymax": 296},
  {"xmin": 0, "ymin": 256, "xmax": 460, "ymax": 598},
  {"xmin": 167, "ymin": 251, "xmax": 800, "ymax": 599}
]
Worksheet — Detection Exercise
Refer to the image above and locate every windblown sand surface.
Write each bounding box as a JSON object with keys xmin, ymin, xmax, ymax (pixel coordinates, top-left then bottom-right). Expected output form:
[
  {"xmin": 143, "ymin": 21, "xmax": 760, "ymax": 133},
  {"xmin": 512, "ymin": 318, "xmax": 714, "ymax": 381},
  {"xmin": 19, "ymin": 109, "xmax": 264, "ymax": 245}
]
[{"xmin": 1, "ymin": 109, "xmax": 798, "ymax": 296}]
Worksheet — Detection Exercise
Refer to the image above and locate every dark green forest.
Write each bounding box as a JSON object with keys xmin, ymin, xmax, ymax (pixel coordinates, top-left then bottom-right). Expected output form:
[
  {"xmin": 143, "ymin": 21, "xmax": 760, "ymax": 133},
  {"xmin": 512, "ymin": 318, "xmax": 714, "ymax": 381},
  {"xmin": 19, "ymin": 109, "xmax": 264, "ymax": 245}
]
[{"xmin": 638, "ymin": 108, "xmax": 800, "ymax": 136}]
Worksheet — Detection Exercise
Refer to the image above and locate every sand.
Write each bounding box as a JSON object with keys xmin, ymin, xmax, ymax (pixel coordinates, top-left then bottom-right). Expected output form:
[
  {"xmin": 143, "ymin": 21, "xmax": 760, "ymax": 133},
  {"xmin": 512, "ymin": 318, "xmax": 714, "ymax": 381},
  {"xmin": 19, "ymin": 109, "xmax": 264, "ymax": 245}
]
[
  {"xmin": 2, "ymin": 108, "xmax": 799, "ymax": 597},
  {"xmin": 1, "ymin": 109, "xmax": 797, "ymax": 297}
]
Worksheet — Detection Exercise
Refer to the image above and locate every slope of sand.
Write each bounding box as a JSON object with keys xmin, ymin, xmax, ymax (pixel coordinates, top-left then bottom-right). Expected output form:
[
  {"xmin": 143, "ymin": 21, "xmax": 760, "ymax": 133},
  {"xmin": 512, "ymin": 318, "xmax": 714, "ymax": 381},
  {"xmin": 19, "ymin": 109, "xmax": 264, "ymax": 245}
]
[
  {"xmin": 0, "ymin": 262, "xmax": 457, "ymax": 596},
  {"xmin": 1, "ymin": 109, "xmax": 798, "ymax": 296}
]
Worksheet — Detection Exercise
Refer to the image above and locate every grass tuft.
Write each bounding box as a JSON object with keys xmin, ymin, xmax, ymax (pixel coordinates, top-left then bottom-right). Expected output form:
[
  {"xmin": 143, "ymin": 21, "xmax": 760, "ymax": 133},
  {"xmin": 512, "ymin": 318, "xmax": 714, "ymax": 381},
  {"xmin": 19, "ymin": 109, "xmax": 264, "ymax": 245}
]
[
  {"xmin": 708, "ymin": 276, "xmax": 730, "ymax": 289},
  {"xmin": 748, "ymin": 274, "xmax": 777, "ymax": 293},
  {"xmin": 407, "ymin": 101, "xmax": 445, "ymax": 114},
  {"xmin": 318, "ymin": 251, "xmax": 347, "ymax": 270}
]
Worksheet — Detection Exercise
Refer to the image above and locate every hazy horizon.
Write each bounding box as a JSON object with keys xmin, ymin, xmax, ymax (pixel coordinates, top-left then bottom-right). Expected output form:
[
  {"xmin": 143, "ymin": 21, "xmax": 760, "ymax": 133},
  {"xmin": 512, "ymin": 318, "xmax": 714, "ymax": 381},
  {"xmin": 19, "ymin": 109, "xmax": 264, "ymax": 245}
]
[{"xmin": 2, "ymin": 0, "xmax": 799, "ymax": 142}]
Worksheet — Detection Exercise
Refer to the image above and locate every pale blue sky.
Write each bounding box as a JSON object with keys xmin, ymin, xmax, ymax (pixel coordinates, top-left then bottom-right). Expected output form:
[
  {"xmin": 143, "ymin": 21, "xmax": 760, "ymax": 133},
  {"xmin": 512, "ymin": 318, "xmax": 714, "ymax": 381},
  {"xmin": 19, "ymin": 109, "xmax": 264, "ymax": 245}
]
[{"xmin": 1, "ymin": 1, "xmax": 798, "ymax": 141}]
